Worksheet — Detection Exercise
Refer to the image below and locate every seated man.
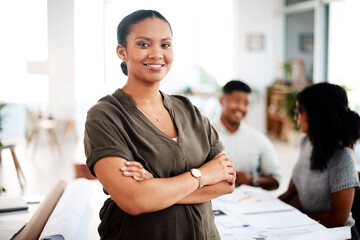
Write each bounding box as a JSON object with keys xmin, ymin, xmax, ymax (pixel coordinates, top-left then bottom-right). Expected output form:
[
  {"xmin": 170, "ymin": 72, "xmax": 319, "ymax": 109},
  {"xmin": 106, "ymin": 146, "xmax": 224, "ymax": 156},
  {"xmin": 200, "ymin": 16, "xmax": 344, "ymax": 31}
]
[{"xmin": 213, "ymin": 80, "xmax": 280, "ymax": 190}]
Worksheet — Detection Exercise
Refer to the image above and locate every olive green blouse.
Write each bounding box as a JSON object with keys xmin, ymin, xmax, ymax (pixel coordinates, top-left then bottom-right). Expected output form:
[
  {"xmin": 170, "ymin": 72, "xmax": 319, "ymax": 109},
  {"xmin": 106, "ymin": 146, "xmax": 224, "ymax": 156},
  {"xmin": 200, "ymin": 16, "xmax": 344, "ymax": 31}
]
[{"xmin": 84, "ymin": 89, "xmax": 224, "ymax": 240}]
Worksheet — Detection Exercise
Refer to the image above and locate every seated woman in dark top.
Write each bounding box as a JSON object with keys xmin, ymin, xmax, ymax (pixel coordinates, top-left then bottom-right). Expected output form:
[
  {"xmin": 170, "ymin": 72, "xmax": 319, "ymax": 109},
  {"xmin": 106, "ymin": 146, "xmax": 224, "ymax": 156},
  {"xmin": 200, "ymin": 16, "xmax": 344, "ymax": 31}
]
[
  {"xmin": 84, "ymin": 10, "xmax": 236, "ymax": 240},
  {"xmin": 279, "ymin": 82, "xmax": 360, "ymax": 239}
]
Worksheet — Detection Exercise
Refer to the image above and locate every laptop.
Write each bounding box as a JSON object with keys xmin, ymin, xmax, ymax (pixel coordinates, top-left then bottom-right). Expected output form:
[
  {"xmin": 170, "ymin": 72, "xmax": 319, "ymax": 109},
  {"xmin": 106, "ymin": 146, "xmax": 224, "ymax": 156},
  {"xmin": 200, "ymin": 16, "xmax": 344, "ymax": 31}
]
[{"xmin": 0, "ymin": 196, "xmax": 29, "ymax": 213}]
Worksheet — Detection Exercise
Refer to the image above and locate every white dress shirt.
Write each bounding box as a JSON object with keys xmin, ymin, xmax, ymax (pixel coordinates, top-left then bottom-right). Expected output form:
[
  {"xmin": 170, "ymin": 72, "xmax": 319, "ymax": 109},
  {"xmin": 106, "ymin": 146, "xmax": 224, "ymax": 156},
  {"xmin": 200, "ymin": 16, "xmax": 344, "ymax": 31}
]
[{"xmin": 213, "ymin": 118, "xmax": 281, "ymax": 181}]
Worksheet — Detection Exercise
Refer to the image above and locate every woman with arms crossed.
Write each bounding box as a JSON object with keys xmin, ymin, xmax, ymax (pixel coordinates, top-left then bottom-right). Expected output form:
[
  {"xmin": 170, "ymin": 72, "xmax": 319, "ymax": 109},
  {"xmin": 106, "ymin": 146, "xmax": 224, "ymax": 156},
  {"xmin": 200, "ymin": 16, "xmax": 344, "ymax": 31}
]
[
  {"xmin": 84, "ymin": 10, "xmax": 235, "ymax": 240},
  {"xmin": 279, "ymin": 83, "xmax": 360, "ymax": 239}
]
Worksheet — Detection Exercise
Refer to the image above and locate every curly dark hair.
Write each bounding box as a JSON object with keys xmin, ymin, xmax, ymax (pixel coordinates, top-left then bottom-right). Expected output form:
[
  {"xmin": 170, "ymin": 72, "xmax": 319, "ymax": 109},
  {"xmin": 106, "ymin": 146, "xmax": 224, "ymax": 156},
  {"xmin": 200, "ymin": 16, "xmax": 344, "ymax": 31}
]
[{"xmin": 297, "ymin": 82, "xmax": 360, "ymax": 171}]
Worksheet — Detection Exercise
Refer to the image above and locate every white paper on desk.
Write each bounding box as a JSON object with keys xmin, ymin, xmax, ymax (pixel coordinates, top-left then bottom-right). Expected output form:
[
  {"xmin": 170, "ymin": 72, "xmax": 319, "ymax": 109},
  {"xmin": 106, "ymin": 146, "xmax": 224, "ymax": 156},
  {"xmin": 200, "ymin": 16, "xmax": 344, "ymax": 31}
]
[
  {"xmin": 215, "ymin": 224, "xmax": 235, "ymax": 239},
  {"xmin": 216, "ymin": 224, "xmax": 257, "ymax": 240},
  {"xmin": 214, "ymin": 186, "xmax": 273, "ymax": 215},
  {"xmin": 235, "ymin": 198, "xmax": 294, "ymax": 215},
  {"xmin": 39, "ymin": 178, "xmax": 93, "ymax": 240},
  {"xmin": 216, "ymin": 191, "xmax": 293, "ymax": 215},
  {"xmin": 241, "ymin": 209, "xmax": 318, "ymax": 229},
  {"xmin": 215, "ymin": 214, "xmax": 248, "ymax": 228},
  {"xmin": 291, "ymin": 226, "xmax": 351, "ymax": 240},
  {"xmin": 220, "ymin": 185, "xmax": 273, "ymax": 203}
]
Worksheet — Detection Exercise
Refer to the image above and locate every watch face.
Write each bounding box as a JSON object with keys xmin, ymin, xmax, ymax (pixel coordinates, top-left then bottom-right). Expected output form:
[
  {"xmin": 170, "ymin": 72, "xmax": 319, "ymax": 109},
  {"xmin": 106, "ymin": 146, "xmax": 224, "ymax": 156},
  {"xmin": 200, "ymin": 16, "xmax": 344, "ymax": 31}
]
[{"xmin": 191, "ymin": 169, "xmax": 201, "ymax": 178}]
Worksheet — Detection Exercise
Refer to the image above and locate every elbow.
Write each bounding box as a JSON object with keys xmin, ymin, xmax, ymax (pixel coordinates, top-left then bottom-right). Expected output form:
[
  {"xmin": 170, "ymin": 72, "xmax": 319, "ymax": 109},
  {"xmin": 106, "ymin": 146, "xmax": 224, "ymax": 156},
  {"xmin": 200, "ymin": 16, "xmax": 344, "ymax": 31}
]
[
  {"xmin": 123, "ymin": 204, "xmax": 144, "ymax": 216},
  {"xmin": 325, "ymin": 216, "xmax": 348, "ymax": 228},
  {"xmin": 126, "ymin": 209, "xmax": 143, "ymax": 216},
  {"xmin": 327, "ymin": 210, "xmax": 352, "ymax": 228},
  {"xmin": 112, "ymin": 197, "xmax": 148, "ymax": 216}
]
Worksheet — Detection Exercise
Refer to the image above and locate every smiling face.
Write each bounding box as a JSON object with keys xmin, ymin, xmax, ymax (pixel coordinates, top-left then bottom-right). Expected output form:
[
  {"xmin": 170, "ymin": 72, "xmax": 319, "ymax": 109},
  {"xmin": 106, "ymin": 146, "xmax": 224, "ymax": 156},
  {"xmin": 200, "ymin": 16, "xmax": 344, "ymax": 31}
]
[
  {"xmin": 117, "ymin": 17, "xmax": 173, "ymax": 84},
  {"xmin": 220, "ymin": 90, "xmax": 250, "ymax": 128}
]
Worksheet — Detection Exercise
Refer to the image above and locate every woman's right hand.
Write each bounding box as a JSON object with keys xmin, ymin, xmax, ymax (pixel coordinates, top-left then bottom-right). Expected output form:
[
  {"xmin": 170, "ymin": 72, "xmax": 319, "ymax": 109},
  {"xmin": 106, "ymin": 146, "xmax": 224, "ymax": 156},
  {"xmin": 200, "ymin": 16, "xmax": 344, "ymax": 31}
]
[
  {"xmin": 120, "ymin": 161, "xmax": 154, "ymax": 181},
  {"xmin": 199, "ymin": 152, "xmax": 235, "ymax": 186}
]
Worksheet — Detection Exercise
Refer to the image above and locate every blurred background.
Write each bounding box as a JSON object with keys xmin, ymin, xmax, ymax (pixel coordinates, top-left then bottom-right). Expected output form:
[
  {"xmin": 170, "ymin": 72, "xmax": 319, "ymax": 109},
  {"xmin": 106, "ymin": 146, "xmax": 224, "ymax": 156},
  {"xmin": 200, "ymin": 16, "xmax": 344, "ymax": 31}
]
[{"xmin": 0, "ymin": 0, "xmax": 359, "ymax": 196}]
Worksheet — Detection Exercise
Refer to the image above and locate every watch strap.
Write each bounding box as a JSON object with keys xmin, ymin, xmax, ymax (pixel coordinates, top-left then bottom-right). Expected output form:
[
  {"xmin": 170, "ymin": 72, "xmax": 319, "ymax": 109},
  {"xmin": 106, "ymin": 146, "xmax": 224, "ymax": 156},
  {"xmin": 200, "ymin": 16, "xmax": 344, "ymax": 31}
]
[
  {"xmin": 190, "ymin": 169, "xmax": 203, "ymax": 188},
  {"xmin": 198, "ymin": 176, "xmax": 203, "ymax": 188},
  {"xmin": 252, "ymin": 174, "xmax": 259, "ymax": 187}
]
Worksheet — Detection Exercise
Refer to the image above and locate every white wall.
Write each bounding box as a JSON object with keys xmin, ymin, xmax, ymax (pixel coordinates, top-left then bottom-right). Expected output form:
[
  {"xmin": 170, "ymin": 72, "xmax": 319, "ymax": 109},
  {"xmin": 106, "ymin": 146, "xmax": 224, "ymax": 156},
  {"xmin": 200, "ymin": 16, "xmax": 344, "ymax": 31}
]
[
  {"xmin": 232, "ymin": 0, "xmax": 282, "ymax": 133},
  {"xmin": 47, "ymin": 0, "xmax": 75, "ymax": 119},
  {"xmin": 74, "ymin": 0, "xmax": 104, "ymax": 136}
]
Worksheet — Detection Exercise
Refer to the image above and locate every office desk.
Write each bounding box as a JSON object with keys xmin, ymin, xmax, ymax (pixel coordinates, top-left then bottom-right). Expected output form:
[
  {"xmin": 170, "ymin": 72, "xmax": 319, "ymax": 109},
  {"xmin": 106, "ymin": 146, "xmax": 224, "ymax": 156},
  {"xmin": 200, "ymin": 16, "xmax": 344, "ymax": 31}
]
[
  {"xmin": 1, "ymin": 180, "xmax": 351, "ymax": 240},
  {"xmin": 0, "ymin": 179, "xmax": 106, "ymax": 240},
  {"xmin": 212, "ymin": 185, "xmax": 351, "ymax": 240},
  {"xmin": 0, "ymin": 199, "xmax": 40, "ymax": 240}
]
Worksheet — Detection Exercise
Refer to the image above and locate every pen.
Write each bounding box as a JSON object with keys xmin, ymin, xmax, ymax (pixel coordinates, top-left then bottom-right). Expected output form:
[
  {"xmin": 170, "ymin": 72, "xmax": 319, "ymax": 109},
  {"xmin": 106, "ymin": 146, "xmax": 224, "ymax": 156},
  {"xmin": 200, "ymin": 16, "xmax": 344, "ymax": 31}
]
[{"xmin": 237, "ymin": 194, "xmax": 252, "ymax": 202}]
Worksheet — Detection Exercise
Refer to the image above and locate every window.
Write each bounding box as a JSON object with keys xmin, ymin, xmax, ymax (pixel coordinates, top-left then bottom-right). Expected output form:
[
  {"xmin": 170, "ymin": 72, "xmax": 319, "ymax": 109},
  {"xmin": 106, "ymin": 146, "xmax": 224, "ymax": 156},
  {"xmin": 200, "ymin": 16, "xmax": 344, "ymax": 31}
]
[
  {"xmin": 327, "ymin": 0, "xmax": 360, "ymax": 111},
  {"xmin": 0, "ymin": 0, "xmax": 48, "ymax": 104}
]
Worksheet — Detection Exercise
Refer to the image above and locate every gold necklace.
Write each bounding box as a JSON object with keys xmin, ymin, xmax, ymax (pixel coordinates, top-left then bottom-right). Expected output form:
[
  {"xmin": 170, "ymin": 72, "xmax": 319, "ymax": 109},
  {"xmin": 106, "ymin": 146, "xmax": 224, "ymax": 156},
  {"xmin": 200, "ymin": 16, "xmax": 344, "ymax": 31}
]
[{"xmin": 137, "ymin": 104, "xmax": 164, "ymax": 123}]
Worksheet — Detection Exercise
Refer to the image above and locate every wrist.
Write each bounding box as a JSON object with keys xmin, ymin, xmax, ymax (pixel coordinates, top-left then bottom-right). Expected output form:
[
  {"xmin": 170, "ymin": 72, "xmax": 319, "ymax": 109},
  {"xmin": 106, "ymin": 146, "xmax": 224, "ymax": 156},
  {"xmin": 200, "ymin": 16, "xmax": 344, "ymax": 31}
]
[
  {"xmin": 252, "ymin": 174, "xmax": 259, "ymax": 187},
  {"xmin": 197, "ymin": 167, "xmax": 208, "ymax": 186},
  {"xmin": 190, "ymin": 168, "xmax": 203, "ymax": 188}
]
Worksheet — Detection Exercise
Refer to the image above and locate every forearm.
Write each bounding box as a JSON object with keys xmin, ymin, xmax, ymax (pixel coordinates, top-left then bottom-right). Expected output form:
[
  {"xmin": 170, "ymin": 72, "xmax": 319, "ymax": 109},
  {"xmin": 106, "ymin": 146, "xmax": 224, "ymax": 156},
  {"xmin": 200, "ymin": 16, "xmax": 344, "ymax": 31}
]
[
  {"xmin": 177, "ymin": 181, "xmax": 235, "ymax": 204},
  {"xmin": 308, "ymin": 188, "xmax": 355, "ymax": 228},
  {"xmin": 235, "ymin": 171, "xmax": 279, "ymax": 190},
  {"xmin": 278, "ymin": 180, "xmax": 297, "ymax": 203},
  {"xmin": 307, "ymin": 212, "xmax": 347, "ymax": 228},
  {"xmin": 101, "ymin": 152, "xmax": 235, "ymax": 215},
  {"xmin": 258, "ymin": 176, "xmax": 279, "ymax": 190},
  {"xmin": 111, "ymin": 172, "xmax": 199, "ymax": 215},
  {"xmin": 95, "ymin": 157, "xmax": 201, "ymax": 216}
]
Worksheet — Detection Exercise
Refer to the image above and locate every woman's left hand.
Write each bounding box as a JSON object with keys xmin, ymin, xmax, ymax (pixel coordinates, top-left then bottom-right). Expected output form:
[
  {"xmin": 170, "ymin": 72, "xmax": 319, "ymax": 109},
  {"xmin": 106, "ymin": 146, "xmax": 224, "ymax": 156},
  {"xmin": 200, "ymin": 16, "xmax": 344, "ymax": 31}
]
[{"xmin": 120, "ymin": 161, "xmax": 154, "ymax": 181}]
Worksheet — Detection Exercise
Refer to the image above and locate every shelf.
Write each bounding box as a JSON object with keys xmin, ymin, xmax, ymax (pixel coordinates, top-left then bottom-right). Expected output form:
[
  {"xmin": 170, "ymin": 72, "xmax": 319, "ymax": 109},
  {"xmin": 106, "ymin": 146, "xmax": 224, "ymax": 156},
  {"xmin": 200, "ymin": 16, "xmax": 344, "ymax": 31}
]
[{"xmin": 266, "ymin": 85, "xmax": 292, "ymax": 141}]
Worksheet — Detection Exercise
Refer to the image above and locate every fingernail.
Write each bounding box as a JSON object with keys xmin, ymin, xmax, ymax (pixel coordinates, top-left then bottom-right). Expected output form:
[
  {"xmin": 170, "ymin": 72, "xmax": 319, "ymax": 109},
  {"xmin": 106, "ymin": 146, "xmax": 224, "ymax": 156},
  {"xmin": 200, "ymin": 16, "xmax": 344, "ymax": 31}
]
[
  {"xmin": 125, "ymin": 161, "xmax": 131, "ymax": 165},
  {"xmin": 133, "ymin": 176, "xmax": 139, "ymax": 180},
  {"xmin": 121, "ymin": 167, "xmax": 127, "ymax": 170},
  {"xmin": 123, "ymin": 171, "xmax": 130, "ymax": 175}
]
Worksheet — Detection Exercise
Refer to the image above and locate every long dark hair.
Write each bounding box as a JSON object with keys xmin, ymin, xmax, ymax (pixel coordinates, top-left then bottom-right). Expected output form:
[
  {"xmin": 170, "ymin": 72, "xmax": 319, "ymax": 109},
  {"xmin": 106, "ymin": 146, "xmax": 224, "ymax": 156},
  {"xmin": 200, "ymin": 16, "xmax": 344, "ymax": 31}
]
[
  {"xmin": 297, "ymin": 82, "xmax": 360, "ymax": 171},
  {"xmin": 117, "ymin": 10, "xmax": 172, "ymax": 76}
]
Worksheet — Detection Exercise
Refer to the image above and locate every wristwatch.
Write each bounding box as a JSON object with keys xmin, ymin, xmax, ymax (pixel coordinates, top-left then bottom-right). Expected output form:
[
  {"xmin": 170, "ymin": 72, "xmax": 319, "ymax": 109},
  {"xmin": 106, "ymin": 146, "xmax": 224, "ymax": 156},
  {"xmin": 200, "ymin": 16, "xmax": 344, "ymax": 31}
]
[
  {"xmin": 190, "ymin": 168, "xmax": 203, "ymax": 188},
  {"xmin": 252, "ymin": 174, "xmax": 259, "ymax": 187}
]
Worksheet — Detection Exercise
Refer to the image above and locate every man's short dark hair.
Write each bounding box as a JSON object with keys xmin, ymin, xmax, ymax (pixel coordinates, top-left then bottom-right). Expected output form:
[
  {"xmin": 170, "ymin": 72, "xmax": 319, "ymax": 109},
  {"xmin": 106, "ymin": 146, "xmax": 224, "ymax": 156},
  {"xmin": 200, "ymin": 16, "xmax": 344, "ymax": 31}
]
[{"xmin": 222, "ymin": 80, "xmax": 251, "ymax": 94}]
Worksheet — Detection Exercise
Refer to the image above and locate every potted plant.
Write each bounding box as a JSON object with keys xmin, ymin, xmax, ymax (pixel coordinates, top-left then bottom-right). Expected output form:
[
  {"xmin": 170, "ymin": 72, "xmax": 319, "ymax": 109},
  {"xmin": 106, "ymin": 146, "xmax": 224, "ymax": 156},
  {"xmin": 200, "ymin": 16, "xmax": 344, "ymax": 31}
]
[
  {"xmin": 283, "ymin": 61, "xmax": 293, "ymax": 86},
  {"xmin": 282, "ymin": 91, "xmax": 302, "ymax": 146},
  {"xmin": 283, "ymin": 90, "xmax": 298, "ymax": 128}
]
